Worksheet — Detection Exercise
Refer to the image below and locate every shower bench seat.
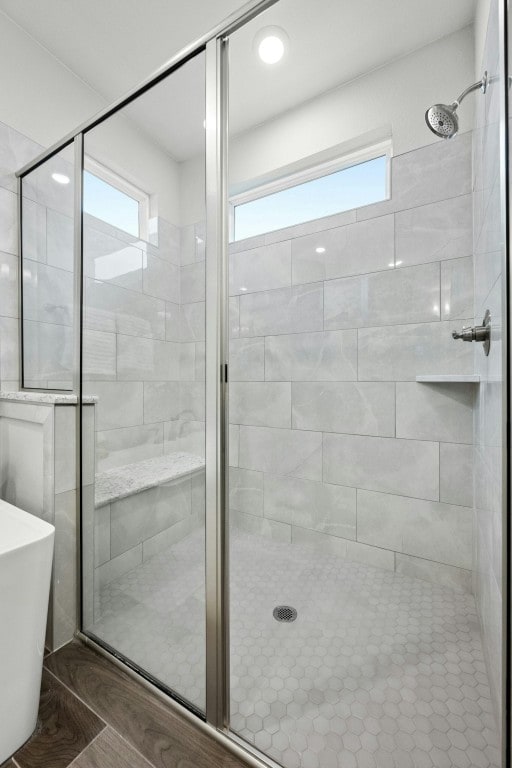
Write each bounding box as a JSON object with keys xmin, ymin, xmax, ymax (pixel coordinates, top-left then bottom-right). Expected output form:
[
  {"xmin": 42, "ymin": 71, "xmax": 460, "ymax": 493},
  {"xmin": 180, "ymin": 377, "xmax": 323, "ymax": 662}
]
[
  {"xmin": 94, "ymin": 451, "xmax": 205, "ymax": 508},
  {"xmin": 91, "ymin": 453, "xmax": 206, "ymax": 591}
]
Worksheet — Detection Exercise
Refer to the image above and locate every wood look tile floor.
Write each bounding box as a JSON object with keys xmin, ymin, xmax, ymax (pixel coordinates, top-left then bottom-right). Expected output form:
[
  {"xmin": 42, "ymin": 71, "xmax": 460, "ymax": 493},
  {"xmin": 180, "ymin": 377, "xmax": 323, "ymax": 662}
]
[{"xmin": 1, "ymin": 639, "xmax": 249, "ymax": 768}]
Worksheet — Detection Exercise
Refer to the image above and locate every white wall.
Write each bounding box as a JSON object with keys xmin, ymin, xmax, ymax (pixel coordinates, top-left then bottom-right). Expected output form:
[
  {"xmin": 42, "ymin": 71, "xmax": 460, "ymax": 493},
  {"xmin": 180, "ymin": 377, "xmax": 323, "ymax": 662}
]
[
  {"xmin": 180, "ymin": 26, "xmax": 475, "ymax": 225},
  {"xmin": 0, "ymin": 12, "xmax": 181, "ymax": 224}
]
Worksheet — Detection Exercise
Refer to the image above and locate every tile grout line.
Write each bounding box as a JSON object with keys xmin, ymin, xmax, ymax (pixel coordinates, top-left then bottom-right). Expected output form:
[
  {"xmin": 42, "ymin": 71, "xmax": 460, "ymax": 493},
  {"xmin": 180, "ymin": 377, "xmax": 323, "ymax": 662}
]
[
  {"xmin": 43, "ymin": 664, "xmax": 108, "ymax": 728},
  {"xmin": 67, "ymin": 725, "xmax": 108, "ymax": 768}
]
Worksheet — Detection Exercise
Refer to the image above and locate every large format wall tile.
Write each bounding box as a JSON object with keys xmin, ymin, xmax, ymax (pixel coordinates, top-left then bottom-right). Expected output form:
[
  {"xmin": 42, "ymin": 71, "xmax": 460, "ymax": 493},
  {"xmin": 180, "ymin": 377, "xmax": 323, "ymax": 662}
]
[
  {"xmin": 229, "ymin": 466, "xmax": 263, "ymax": 516},
  {"xmin": 180, "ymin": 301, "xmax": 205, "ymax": 342},
  {"xmin": 292, "ymin": 381, "xmax": 395, "ymax": 436},
  {"xmin": 96, "ymin": 423, "xmax": 164, "ymax": 472},
  {"xmin": 440, "ymin": 442, "xmax": 474, "ymax": 507},
  {"xmin": 291, "ymin": 214, "xmax": 394, "ymax": 284},
  {"xmin": 395, "ymin": 194, "xmax": 472, "ymax": 267},
  {"xmin": 395, "ymin": 553, "xmax": 471, "ymax": 592},
  {"xmin": 324, "ymin": 433, "xmax": 439, "ymax": 500},
  {"xmin": 117, "ymin": 336, "xmax": 180, "ymax": 381},
  {"xmin": 229, "ymin": 337, "xmax": 265, "ymax": 381},
  {"xmin": 441, "ymin": 256, "xmax": 474, "ymax": 321},
  {"xmin": 229, "ymin": 382, "xmax": 291, "ymax": 428},
  {"xmin": 180, "ymin": 261, "xmax": 205, "ymax": 304},
  {"xmin": 0, "ymin": 187, "xmax": 17, "ymax": 255},
  {"xmin": 265, "ymin": 330, "xmax": 357, "ymax": 381},
  {"xmin": 239, "ymin": 283, "xmax": 323, "ymax": 337},
  {"xmin": 357, "ymin": 489, "xmax": 472, "ymax": 569},
  {"xmin": 94, "ymin": 382, "xmax": 144, "ymax": 431},
  {"xmin": 142, "ymin": 254, "xmax": 179, "ymax": 303},
  {"xmin": 143, "ymin": 381, "xmax": 180, "ymax": 423},
  {"xmin": 239, "ymin": 425, "xmax": 322, "ymax": 480},
  {"xmin": 82, "ymin": 330, "xmax": 116, "ymax": 381},
  {"xmin": 84, "ymin": 227, "xmax": 143, "ymax": 293},
  {"xmin": 358, "ymin": 320, "xmax": 473, "ymax": 380},
  {"xmin": 264, "ymin": 474, "xmax": 356, "ymax": 539},
  {"xmin": 291, "ymin": 526, "xmax": 395, "ymax": 570},
  {"xmin": 85, "ymin": 279, "xmax": 166, "ymax": 340},
  {"xmin": 324, "ymin": 262, "xmax": 440, "ymax": 329},
  {"xmin": 396, "ymin": 382, "xmax": 474, "ymax": 443},
  {"xmin": 46, "ymin": 208, "xmax": 74, "ymax": 272},
  {"xmin": 0, "ymin": 250, "xmax": 18, "ymax": 318},
  {"xmin": 230, "ymin": 240, "xmax": 291, "ymax": 295},
  {"xmin": 23, "ymin": 260, "xmax": 74, "ymax": 326}
]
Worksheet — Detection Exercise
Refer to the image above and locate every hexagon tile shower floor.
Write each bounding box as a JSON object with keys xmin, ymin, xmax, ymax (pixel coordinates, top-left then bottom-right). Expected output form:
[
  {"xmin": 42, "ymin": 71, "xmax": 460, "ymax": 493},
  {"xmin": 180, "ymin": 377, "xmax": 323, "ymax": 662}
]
[{"xmin": 94, "ymin": 528, "xmax": 499, "ymax": 768}]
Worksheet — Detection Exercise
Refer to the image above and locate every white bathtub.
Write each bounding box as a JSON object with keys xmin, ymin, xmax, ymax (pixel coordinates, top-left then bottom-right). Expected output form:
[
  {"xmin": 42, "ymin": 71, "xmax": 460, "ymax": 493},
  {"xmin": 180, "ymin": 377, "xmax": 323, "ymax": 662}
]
[{"xmin": 0, "ymin": 499, "xmax": 54, "ymax": 763}]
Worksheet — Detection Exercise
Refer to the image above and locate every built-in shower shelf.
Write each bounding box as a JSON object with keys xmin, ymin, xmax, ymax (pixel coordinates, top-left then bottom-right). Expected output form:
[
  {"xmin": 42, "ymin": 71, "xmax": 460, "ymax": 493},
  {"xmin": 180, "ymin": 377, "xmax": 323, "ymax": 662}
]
[{"xmin": 415, "ymin": 375, "xmax": 481, "ymax": 383}]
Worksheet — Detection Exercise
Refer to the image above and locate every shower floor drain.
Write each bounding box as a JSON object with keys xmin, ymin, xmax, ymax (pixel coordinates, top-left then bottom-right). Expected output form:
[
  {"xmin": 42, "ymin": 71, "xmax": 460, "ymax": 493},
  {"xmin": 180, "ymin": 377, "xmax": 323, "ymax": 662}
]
[{"xmin": 273, "ymin": 605, "xmax": 297, "ymax": 622}]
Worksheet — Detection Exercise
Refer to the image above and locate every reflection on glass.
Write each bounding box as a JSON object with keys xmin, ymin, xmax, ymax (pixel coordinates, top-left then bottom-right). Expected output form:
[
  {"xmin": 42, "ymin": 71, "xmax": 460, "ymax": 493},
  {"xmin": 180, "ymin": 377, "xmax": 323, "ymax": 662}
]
[
  {"xmin": 21, "ymin": 143, "xmax": 75, "ymax": 390},
  {"xmin": 81, "ymin": 50, "xmax": 207, "ymax": 713}
]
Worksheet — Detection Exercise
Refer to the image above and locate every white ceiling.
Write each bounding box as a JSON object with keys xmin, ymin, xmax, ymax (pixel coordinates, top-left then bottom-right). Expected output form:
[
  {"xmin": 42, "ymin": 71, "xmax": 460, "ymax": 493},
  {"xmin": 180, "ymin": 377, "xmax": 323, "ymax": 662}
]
[{"xmin": 0, "ymin": 0, "xmax": 476, "ymax": 161}]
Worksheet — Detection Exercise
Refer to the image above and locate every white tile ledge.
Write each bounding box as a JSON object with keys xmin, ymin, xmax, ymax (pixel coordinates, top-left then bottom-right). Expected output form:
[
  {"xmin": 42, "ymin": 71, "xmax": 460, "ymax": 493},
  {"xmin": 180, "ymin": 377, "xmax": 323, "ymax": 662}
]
[
  {"xmin": 415, "ymin": 375, "xmax": 480, "ymax": 383},
  {"xmin": 0, "ymin": 390, "xmax": 98, "ymax": 404},
  {"xmin": 95, "ymin": 452, "xmax": 205, "ymax": 508}
]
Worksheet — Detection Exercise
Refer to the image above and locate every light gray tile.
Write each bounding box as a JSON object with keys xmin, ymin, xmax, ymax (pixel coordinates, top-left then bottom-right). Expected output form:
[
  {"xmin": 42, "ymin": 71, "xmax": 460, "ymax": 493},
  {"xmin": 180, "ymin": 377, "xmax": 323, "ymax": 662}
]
[
  {"xmin": 143, "ymin": 253, "xmax": 179, "ymax": 303},
  {"xmin": 84, "ymin": 226, "xmax": 143, "ymax": 292},
  {"xmin": 265, "ymin": 330, "xmax": 357, "ymax": 382},
  {"xmin": 440, "ymin": 442, "xmax": 474, "ymax": 507},
  {"xmin": 228, "ymin": 233, "xmax": 266, "ymax": 254},
  {"xmin": 230, "ymin": 382, "xmax": 291, "ymax": 428},
  {"xmin": 239, "ymin": 425, "xmax": 322, "ymax": 480},
  {"xmin": 230, "ymin": 296, "xmax": 240, "ymax": 339},
  {"xmin": 179, "ymin": 381, "xmax": 205, "ymax": 422},
  {"xmin": 85, "ymin": 278, "xmax": 165, "ymax": 340},
  {"xmin": 230, "ymin": 240, "xmax": 291, "ymax": 295},
  {"xmin": 165, "ymin": 302, "xmax": 180, "ymax": 341},
  {"xmin": 229, "ymin": 337, "xmax": 264, "ymax": 381},
  {"xmin": 357, "ymin": 133, "xmax": 472, "ymax": 220},
  {"xmin": 0, "ymin": 251, "xmax": 18, "ymax": 318},
  {"xmin": 395, "ymin": 553, "xmax": 472, "ymax": 593},
  {"xmin": 231, "ymin": 509, "xmax": 291, "ymax": 543},
  {"xmin": 239, "ymin": 283, "xmax": 323, "ymax": 337},
  {"xmin": 441, "ymin": 256, "xmax": 474, "ymax": 320},
  {"xmin": 229, "ymin": 467, "xmax": 263, "ymax": 516},
  {"xmin": 324, "ymin": 433, "xmax": 439, "ymax": 500},
  {"xmin": 292, "ymin": 382, "xmax": 395, "ymax": 436},
  {"xmin": 164, "ymin": 419, "xmax": 205, "ymax": 458},
  {"xmin": 117, "ymin": 335, "xmax": 180, "ymax": 380},
  {"xmin": 264, "ymin": 474, "xmax": 356, "ymax": 539},
  {"xmin": 156, "ymin": 217, "xmax": 180, "ymax": 265},
  {"xmin": 80, "ymin": 329, "xmax": 115, "ymax": 382},
  {"xmin": 94, "ymin": 504, "xmax": 111, "ymax": 567},
  {"xmin": 396, "ymin": 382, "xmax": 474, "ymax": 443},
  {"xmin": 264, "ymin": 208, "xmax": 356, "ymax": 245},
  {"xmin": 291, "ymin": 526, "xmax": 395, "ymax": 570},
  {"xmin": 180, "ymin": 261, "xmax": 205, "ymax": 304},
  {"xmin": 292, "ymin": 214, "xmax": 394, "ymax": 284},
  {"xmin": 143, "ymin": 381, "xmax": 180, "ymax": 423},
  {"xmin": 357, "ymin": 489, "xmax": 472, "ymax": 569},
  {"xmin": 395, "ymin": 194, "xmax": 473, "ymax": 268},
  {"xmin": 230, "ymin": 424, "xmax": 239, "ymax": 467},
  {"xmin": 21, "ymin": 197, "xmax": 45, "ymax": 261},
  {"xmin": 24, "ymin": 320, "xmax": 72, "ymax": 385},
  {"xmin": 23, "ymin": 260, "xmax": 73, "ymax": 326},
  {"xmin": 179, "ymin": 342, "xmax": 196, "ymax": 381},
  {"xmin": 180, "ymin": 224, "xmax": 196, "ymax": 265},
  {"xmin": 110, "ymin": 480, "xmax": 191, "ymax": 557},
  {"xmin": 54, "ymin": 406, "xmax": 76, "ymax": 494},
  {"xmin": 324, "ymin": 262, "xmax": 440, "ymax": 330},
  {"xmin": 46, "ymin": 209, "xmax": 73, "ymax": 272},
  {"xmin": 180, "ymin": 301, "xmax": 205, "ymax": 342},
  {"xmin": 0, "ymin": 122, "xmax": 42, "ymax": 193},
  {"xmin": 53, "ymin": 489, "xmax": 77, "ymax": 647},
  {"xmin": 358, "ymin": 320, "xmax": 474, "ymax": 381},
  {"xmin": 142, "ymin": 516, "xmax": 194, "ymax": 559},
  {"xmin": 96, "ymin": 423, "xmax": 163, "ymax": 472},
  {"xmin": 194, "ymin": 342, "xmax": 205, "ymax": 381},
  {"xmin": 96, "ymin": 544, "xmax": 142, "ymax": 587}
]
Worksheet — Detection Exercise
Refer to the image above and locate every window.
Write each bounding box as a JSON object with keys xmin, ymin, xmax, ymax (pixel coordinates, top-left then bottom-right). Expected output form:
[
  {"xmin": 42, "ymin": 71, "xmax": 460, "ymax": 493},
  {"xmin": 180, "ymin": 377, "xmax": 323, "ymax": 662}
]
[
  {"xmin": 83, "ymin": 158, "xmax": 150, "ymax": 239},
  {"xmin": 231, "ymin": 144, "xmax": 390, "ymax": 241}
]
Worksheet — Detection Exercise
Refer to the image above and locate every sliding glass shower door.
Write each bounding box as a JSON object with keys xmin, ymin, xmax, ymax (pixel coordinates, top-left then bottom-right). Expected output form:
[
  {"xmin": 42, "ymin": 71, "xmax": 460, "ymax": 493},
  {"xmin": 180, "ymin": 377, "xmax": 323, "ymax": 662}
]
[{"xmin": 80, "ymin": 50, "xmax": 208, "ymax": 713}]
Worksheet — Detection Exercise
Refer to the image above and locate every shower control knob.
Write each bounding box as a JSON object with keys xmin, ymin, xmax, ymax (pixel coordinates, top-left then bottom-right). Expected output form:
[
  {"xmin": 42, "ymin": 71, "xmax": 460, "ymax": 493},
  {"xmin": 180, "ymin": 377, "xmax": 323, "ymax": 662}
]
[{"xmin": 452, "ymin": 309, "xmax": 491, "ymax": 356}]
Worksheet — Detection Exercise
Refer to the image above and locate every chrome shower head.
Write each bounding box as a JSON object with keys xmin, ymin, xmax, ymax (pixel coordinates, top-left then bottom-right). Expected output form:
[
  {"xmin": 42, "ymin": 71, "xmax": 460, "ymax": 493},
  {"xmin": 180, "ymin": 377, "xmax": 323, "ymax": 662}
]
[
  {"xmin": 425, "ymin": 103, "xmax": 459, "ymax": 139},
  {"xmin": 425, "ymin": 72, "xmax": 488, "ymax": 140}
]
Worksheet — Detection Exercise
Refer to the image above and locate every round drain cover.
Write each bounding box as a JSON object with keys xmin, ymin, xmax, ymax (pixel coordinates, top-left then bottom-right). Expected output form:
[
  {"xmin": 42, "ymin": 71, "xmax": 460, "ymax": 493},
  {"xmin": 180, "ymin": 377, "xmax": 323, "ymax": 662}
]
[{"xmin": 273, "ymin": 605, "xmax": 297, "ymax": 622}]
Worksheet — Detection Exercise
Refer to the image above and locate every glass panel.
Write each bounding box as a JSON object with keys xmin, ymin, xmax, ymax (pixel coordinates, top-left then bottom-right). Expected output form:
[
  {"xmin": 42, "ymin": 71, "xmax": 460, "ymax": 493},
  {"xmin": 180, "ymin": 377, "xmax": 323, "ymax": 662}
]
[
  {"xmin": 233, "ymin": 155, "xmax": 387, "ymax": 240},
  {"xmin": 83, "ymin": 170, "xmax": 140, "ymax": 237},
  {"xmin": 81, "ymin": 50, "xmax": 207, "ymax": 713},
  {"xmin": 227, "ymin": 2, "xmax": 505, "ymax": 767},
  {"xmin": 21, "ymin": 144, "xmax": 74, "ymax": 389}
]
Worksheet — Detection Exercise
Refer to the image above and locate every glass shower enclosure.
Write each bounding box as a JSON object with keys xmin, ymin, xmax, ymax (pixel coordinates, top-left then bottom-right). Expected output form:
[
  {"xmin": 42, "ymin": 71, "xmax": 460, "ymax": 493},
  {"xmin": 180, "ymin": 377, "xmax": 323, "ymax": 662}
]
[{"xmin": 15, "ymin": 0, "xmax": 510, "ymax": 767}]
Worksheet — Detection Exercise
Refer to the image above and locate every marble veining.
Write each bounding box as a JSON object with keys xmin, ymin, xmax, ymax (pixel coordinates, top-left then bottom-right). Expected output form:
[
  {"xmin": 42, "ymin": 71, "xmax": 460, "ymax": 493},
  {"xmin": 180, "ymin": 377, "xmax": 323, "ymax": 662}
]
[
  {"xmin": 0, "ymin": 390, "xmax": 98, "ymax": 404},
  {"xmin": 95, "ymin": 452, "xmax": 205, "ymax": 508}
]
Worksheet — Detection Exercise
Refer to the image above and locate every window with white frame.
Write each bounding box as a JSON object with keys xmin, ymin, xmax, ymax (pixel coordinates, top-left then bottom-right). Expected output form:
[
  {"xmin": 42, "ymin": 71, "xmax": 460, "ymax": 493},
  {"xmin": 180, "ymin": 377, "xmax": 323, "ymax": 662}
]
[
  {"xmin": 231, "ymin": 142, "xmax": 391, "ymax": 241},
  {"xmin": 83, "ymin": 158, "xmax": 150, "ymax": 240}
]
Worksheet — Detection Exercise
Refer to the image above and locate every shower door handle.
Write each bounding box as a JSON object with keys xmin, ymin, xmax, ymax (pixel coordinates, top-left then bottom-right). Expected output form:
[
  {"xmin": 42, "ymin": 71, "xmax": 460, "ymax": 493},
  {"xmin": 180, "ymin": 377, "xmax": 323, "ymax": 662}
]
[{"xmin": 452, "ymin": 309, "xmax": 491, "ymax": 355}]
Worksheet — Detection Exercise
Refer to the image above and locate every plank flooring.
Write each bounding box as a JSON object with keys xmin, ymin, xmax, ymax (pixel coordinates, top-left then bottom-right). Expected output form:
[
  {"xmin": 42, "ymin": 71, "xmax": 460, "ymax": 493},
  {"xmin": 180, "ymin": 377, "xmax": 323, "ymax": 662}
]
[{"xmin": 2, "ymin": 639, "xmax": 251, "ymax": 768}]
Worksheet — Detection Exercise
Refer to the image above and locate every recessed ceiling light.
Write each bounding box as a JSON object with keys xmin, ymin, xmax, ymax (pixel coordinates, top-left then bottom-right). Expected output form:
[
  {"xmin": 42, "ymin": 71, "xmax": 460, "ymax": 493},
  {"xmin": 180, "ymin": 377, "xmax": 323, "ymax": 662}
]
[
  {"xmin": 315, "ymin": 247, "xmax": 326, "ymax": 254},
  {"xmin": 52, "ymin": 172, "xmax": 70, "ymax": 185},
  {"xmin": 254, "ymin": 26, "xmax": 289, "ymax": 65}
]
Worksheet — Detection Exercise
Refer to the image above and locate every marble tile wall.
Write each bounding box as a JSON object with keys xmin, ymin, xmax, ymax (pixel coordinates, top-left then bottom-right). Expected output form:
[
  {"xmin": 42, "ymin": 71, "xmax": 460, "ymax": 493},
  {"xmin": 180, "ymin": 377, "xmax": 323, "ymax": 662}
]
[
  {"xmin": 472, "ymin": 0, "xmax": 504, "ymax": 739},
  {"xmin": 226, "ymin": 132, "xmax": 476, "ymax": 593}
]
